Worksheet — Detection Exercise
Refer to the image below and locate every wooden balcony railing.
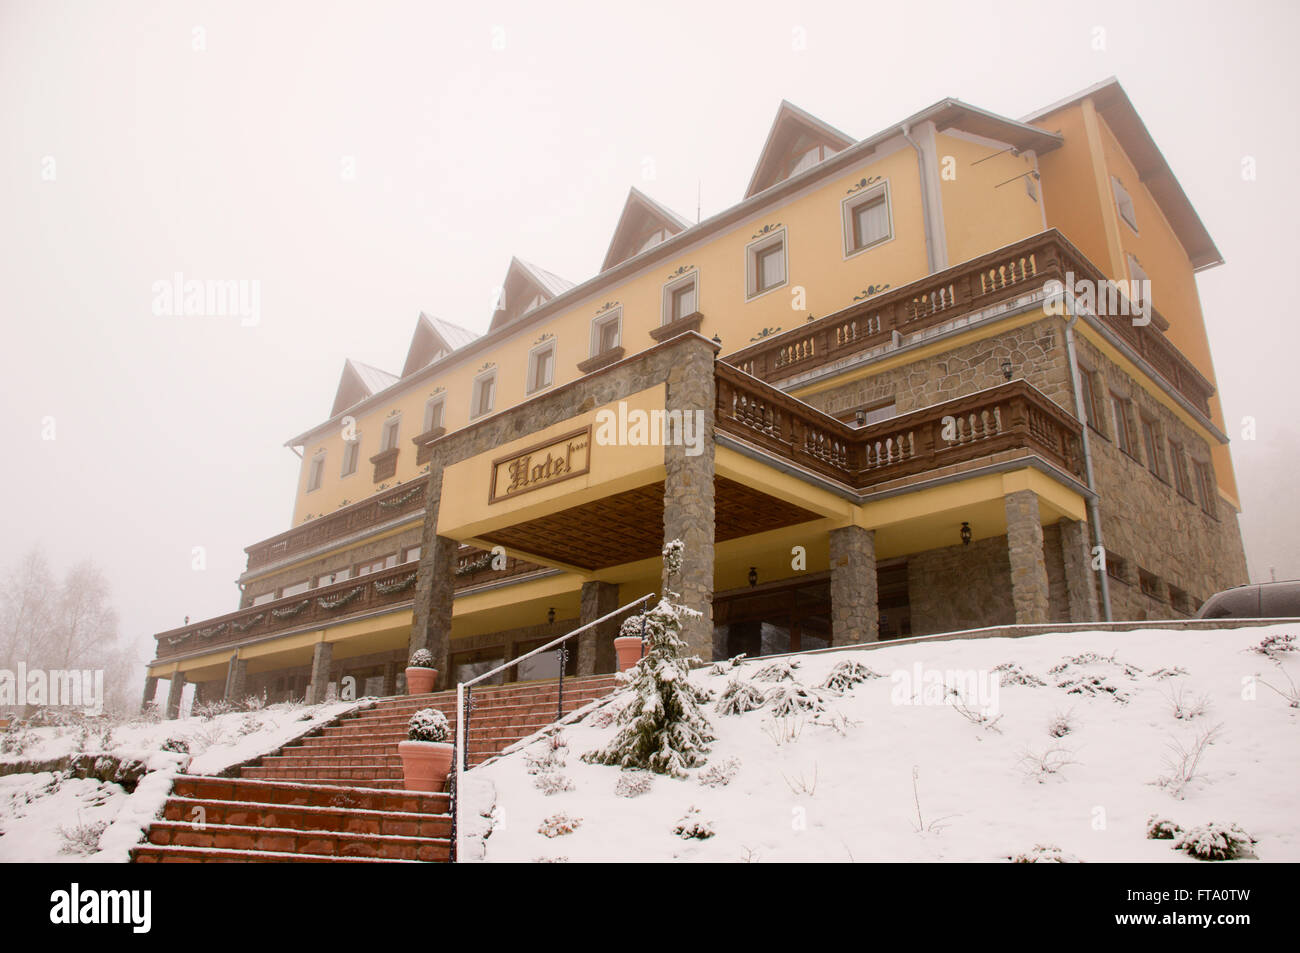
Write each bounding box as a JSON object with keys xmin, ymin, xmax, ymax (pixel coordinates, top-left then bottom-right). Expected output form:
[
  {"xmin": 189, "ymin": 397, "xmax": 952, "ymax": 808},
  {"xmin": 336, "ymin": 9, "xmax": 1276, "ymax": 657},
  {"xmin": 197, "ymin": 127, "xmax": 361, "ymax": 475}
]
[
  {"xmin": 715, "ymin": 364, "xmax": 1083, "ymax": 490},
  {"xmin": 244, "ymin": 480, "xmax": 428, "ymax": 572},
  {"xmin": 156, "ymin": 547, "xmax": 546, "ymax": 660},
  {"xmin": 722, "ymin": 229, "xmax": 1215, "ymax": 419}
]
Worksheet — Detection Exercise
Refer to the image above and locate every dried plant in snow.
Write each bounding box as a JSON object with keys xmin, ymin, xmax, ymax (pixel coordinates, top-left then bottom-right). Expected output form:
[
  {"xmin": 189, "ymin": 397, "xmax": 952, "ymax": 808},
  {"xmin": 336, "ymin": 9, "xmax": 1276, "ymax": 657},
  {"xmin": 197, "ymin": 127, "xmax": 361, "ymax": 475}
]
[
  {"xmin": 537, "ymin": 813, "xmax": 582, "ymax": 838},
  {"xmin": 614, "ymin": 771, "xmax": 654, "ymax": 798},
  {"xmin": 752, "ymin": 659, "xmax": 801, "ymax": 682},
  {"xmin": 1154, "ymin": 722, "xmax": 1224, "ymax": 799},
  {"xmin": 1248, "ymin": 633, "xmax": 1297, "ymax": 663},
  {"xmin": 761, "ymin": 714, "xmax": 805, "ymax": 747},
  {"xmin": 1018, "ymin": 743, "xmax": 1080, "ymax": 782},
  {"xmin": 1166, "ymin": 685, "xmax": 1212, "ymax": 720},
  {"xmin": 714, "ymin": 677, "xmax": 767, "ymax": 716},
  {"xmin": 992, "ymin": 662, "xmax": 1046, "ymax": 687},
  {"xmin": 766, "ymin": 682, "xmax": 826, "ymax": 717},
  {"xmin": 819, "ymin": 659, "xmax": 882, "ymax": 693},
  {"xmin": 782, "ymin": 763, "xmax": 819, "ymax": 796},
  {"xmin": 1046, "ymin": 708, "xmax": 1076, "ymax": 738},
  {"xmin": 698, "ymin": 756, "xmax": 741, "ymax": 788}
]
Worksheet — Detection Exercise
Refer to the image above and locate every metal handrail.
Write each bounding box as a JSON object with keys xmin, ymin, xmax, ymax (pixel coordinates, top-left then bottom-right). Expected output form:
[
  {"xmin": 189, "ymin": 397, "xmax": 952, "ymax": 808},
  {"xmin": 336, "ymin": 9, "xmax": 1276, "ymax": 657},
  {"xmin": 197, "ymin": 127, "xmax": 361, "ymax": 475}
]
[{"xmin": 449, "ymin": 591, "xmax": 655, "ymax": 861}]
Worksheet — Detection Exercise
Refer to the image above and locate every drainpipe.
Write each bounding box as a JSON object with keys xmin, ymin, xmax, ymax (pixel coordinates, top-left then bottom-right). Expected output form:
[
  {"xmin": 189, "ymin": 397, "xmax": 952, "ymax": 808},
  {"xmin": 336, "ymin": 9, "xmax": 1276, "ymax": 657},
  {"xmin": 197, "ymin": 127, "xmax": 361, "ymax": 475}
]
[
  {"xmin": 901, "ymin": 122, "xmax": 938, "ymax": 274},
  {"xmin": 1062, "ymin": 303, "xmax": 1114, "ymax": 622}
]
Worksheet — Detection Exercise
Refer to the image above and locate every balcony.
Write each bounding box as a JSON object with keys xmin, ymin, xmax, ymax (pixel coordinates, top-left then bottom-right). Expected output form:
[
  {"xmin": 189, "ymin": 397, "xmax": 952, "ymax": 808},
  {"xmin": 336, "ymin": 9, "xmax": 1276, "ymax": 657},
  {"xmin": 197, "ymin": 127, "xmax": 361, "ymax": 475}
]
[
  {"xmin": 715, "ymin": 366, "xmax": 1083, "ymax": 491},
  {"xmin": 156, "ymin": 547, "xmax": 546, "ymax": 660},
  {"xmin": 722, "ymin": 228, "xmax": 1215, "ymax": 420}
]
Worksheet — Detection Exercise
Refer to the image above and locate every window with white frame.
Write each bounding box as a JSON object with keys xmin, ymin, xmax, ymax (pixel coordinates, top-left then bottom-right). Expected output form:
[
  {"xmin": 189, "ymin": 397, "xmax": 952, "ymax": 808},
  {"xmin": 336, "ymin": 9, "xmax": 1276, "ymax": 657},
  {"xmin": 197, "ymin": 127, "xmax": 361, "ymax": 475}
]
[
  {"xmin": 340, "ymin": 438, "xmax": 360, "ymax": 477},
  {"xmin": 281, "ymin": 580, "xmax": 310, "ymax": 598},
  {"xmin": 380, "ymin": 415, "xmax": 401, "ymax": 452},
  {"xmin": 591, "ymin": 310, "xmax": 621, "ymax": 356},
  {"xmin": 637, "ymin": 228, "xmax": 671, "ymax": 255},
  {"xmin": 422, "ymin": 395, "xmax": 445, "ymax": 433},
  {"xmin": 1112, "ymin": 177, "xmax": 1138, "ymax": 232},
  {"xmin": 787, "ymin": 142, "xmax": 835, "ymax": 178},
  {"xmin": 527, "ymin": 341, "xmax": 556, "ymax": 394},
  {"xmin": 662, "ymin": 273, "xmax": 698, "ymax": 326},
  {"xmin": 746, "ymin": 231, "xmax": 787, "ymax": 298},
  {"xmin": 843, "ymin": 183, "xmax": 892, "ymax": 255},
  {"xmin": 306, "ymin": 453, "xmax": 325, "ymax": 492},
  {"xmin": 471, "ymin": 370, "xmax": 496, "ymax": 418}
]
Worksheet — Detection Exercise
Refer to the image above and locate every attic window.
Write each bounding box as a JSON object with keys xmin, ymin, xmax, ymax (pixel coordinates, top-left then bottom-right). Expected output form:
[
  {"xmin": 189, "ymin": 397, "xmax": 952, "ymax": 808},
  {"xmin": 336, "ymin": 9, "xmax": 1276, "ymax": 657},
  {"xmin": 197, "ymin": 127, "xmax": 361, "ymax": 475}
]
[
  {"xmin": 788, "ymin": 143, "xmax": 835, "ymax": 178},
  {"xmin": 524, "ymin": 294, "xmax": 547, "ymax": 314},
  {"xmin": 637, "ymin": 228, "xmax": 671, "ymax": 255},
  {"xmin": 1112, "ymin": 177, "xmax": 1138, "ymax": 232}
]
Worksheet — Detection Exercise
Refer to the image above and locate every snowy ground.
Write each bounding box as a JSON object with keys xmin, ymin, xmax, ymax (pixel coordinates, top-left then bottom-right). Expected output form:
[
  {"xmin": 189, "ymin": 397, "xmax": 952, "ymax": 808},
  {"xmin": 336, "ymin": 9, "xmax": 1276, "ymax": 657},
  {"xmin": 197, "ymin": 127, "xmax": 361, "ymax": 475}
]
[
  {"xmin": 0, "ymin": 698, "xmax": 368, "ymax": 862},
  {"xmin": 464, "ymin": 624, "xmax": 1300, "ymax": 863}
]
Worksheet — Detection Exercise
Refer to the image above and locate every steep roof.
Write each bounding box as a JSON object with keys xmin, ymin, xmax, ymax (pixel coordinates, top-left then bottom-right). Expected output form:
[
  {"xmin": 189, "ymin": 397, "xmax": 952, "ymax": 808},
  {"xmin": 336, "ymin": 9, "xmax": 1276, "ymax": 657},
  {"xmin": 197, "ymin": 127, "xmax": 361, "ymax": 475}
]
[
  {"xmin": 487, "ymin": 257, "xmax": 575, "ymax": 332},
  {"xmin": 400, "ymin": 312, "xmax": 480, "ymax": 377},
  {"xmin": 745, "ymin": 100, "xmax": 857, "ymax": 198},
  {"xmin": 1022, "ymin": 77, "xmax": 1222, "ymax": 271},
  {"xmin": 330, "ymin": 359, "xmax": 399, "ymax": 417},
  {"xmin": 599, "ymin": 187, "xmax": 693, "ymax": 272}
]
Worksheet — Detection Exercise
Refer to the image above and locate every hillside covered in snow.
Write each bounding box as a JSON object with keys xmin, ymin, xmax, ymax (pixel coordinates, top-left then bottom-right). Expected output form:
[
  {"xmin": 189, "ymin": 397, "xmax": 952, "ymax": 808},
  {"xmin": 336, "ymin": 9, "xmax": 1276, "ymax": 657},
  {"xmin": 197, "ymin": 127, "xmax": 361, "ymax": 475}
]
[{"xmin": 464, "ymin": 624, "xmax": 1300, "ymax": 863}]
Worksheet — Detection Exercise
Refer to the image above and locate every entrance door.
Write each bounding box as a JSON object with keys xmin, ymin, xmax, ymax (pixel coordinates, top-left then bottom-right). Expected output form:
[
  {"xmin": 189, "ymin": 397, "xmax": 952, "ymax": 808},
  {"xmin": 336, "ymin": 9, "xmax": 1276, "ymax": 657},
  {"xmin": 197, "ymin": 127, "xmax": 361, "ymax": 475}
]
[{"xmin": 712, "ymin": 579, "xmax": 832, "ymax": 660}]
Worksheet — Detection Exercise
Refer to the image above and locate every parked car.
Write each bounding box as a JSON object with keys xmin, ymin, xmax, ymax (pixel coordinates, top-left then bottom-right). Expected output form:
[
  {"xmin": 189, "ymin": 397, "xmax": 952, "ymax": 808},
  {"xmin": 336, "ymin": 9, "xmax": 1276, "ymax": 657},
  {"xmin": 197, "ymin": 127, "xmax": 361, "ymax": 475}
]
[{"xmin": 1196, "ymin": 580, "xmax": 1300, "ymax": 619}]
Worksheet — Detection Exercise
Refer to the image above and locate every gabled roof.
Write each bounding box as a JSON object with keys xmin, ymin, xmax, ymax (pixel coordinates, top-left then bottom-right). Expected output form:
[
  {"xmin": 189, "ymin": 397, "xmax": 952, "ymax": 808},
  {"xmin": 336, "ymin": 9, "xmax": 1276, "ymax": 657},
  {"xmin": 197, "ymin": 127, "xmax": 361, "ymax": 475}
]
[
  {"xmin": 745, "ymin": 100, "xmax": 857, "ymax": 198},
  {"xmin": 1022, "ymin": 77, "xmax": 1222, "ymax": 271},
  {"xmin": 487, "ymin": 257, "xmax": 575, "ymax": 332},
  {"xmin": 599, "ymin": 187, "xmax": 693, "ymax": 272},
  {"xmin": 400, "ymin": 312, "xmax": 479, "ymax": 377},
  {"xmin": 330, "ymin": 359, "xmax": 399, "ymax": 417}
]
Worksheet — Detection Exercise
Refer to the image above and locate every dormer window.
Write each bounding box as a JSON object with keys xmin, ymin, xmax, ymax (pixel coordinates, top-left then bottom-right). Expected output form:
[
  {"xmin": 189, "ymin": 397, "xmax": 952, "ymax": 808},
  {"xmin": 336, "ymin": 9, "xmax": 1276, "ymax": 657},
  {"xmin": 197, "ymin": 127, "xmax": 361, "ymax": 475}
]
[
  {"xmin": 637, "ymin": 228, "xmax": 671, "ymax": 255},
  {"xmin": 787, "ymin": 142, "xmax": 835, "ymax": 178},
  {"xmin": 524, "ymin": 294, "xmax": 547, "ymax": 314}
]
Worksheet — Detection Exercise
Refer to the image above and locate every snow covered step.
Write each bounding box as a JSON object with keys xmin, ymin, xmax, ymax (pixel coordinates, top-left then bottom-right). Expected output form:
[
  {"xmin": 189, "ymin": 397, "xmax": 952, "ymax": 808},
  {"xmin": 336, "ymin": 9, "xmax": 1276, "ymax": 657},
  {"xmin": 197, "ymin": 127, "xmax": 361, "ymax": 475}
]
[
  {"xmin": 130, "ymin": 844, "xmax": 424, "ymax": 863},
  {"xmin": 240, "ymin": 764, "xmax": 405, "ymax": 784},
  {"xmin": 169, "ymin": 776, "xmax": 448, "ymax": 814},
  {"xmin": 142, "ymin": 819, "xmax": 451, "ymax": 861},
  {"xmin": 161, "ymin": 797, "xmax": 452, "ymax": 838}
]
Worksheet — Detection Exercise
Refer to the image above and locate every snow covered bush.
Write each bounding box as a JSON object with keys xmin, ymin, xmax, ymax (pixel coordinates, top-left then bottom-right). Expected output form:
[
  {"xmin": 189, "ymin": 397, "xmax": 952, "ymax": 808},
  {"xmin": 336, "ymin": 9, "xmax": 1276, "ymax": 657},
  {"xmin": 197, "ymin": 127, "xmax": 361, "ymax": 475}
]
[
  {"xmin": 1155, "ymin": 723, "xmax": 1223, "ymax": 799},
  {"xmin": 1150, "ymin": 666, "xmax": 1189, "ymax": 680},
  {"xmin": 1172, "ymin": 822, "xmax": 1257, "ymax": 861},
  {"xmin": 1057, "ymin": 673, "xmax": 1130, "ymax": 703},
  {"xmin": 409, "ymin": 648, "xmax": 436, "ymax": 668},
  {"xmin": 57, "ymin": 818, "xmax": 108, "ymax": 856},
  {"xmin": 525, "ymin": 734, "xmax": 568, "ymax": 775},
  {"xmin": 159, "ymin": 737, "xmax": 189, "ymax": 754},
  {"xmin": 192, "ymin": 699, "xmax": 235, "ymax": 720},
  {"xmin": 672, "ymin": 807, "xmax": 715, "ymax": 840},
  {"xmin": 753, "ymin": 659, "xmax": 800, "ymax": 682},
  {"xmin": 1046, "ymin": 709, "xmax": 1075, "ymax": 738},
  {"xmin": 698, "ymin": 756, "xmax": 740, "ymax": 788},
  {"xmin": 407, "ymin": 708, "xmax": 449, "ymax": 742},
  {"xmin": 1008, "ymin": 844, "xmax": 1083, "ymax": 863},
  {"xmin": 819, "ymin": 659, "xmax": 881, "ymax": 693},
  {"xmin": 614, "ymin": 771, "xmax": 653, "ymax": 798},
  {"xmin": 534, "ymin": 772, "xmax": 574, "ymax": 796},
  {"xmin": 1167, "ymin": 685, "xmax": 1211, "ymax": 720},
  {"xmin": 582, "ymin": 541, "xmax": 713, "ymax": 778},
  {"xmin": 1248, "ymin": 633, "xmax": 1297, "ymax": 662},
  {"xmin": 992, "ymin": 662, "xmax": 1046, "ymax": 688},
  {"xmin": 538, "ymin": 813, "xmax": 582, "ymax": 838},
  {"xmin": 765, "ymin": 682, "xmax": 826, "ymax": 717},
  {"xmin": 714, "ymin": 678, "xmax": 766, "ymax": 716},
  {"xmin": 1146, "ymin": 815, "xmax": 1183, "ymax": 840},
  {"xmin": 708, "ymin": 654, "xmax": 746, "ymax": 676}
]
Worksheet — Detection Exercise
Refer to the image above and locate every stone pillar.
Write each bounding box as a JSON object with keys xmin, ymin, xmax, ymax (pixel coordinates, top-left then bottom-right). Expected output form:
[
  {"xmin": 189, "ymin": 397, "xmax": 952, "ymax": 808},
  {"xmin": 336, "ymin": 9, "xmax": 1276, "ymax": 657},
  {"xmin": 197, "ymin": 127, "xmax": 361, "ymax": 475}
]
[
  {"xmin": 410, "ymin": 462, "xmax": 459, "ymax": 688},
  {"xmin": 1005, "ymin": 489, "xmax": 1050, "ymax": 624},
  {"xmin": 1057, "ymin": 518, "xmax": 1100, "ymax": 622},
  {"xmin": 165, "ymin": 673, "xmax": 185, "ymax": 720},
  {"xmin": 306, "ymin": 641, "xmax": 333, "ymax": 704},
  {"xmin": 141, "ymin": 675, "xmax": 159, "ymax": 713},
  {"xmin": 382, "ymin": 660, "xmax": 398, "ymax": 697},
  {"xmin": 662, "ymin": 337, "xmax": 716, "ymax": 660},
  {"xmin": 224, "ymin": 654, "xmax": 247, "ymax": 702},
  {"xmin": 829, "ymin": 525, "xmax": 879, "ymax": 644},
  {"xmin": 578, "ymin": 581, "xmax": 620, "ymax": 675}
]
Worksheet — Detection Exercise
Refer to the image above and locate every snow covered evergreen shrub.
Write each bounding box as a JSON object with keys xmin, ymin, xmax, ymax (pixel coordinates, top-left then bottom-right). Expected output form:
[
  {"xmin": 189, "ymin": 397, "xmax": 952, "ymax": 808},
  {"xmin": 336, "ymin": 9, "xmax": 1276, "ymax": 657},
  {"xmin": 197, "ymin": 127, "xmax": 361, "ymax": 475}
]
[
  {"xmin": 1172, "ymin": 822, "xmax": 1257, "ymax": 860},
  {"xmin": 819, "ymin": 659, "xmax": 882, "ymax": 693},
  {"xmin": 614, "ymin": 771, "xmax": 653, "ymax": 798},
  {"xmin": 765, "ymin": 683, "xmax": 826, "ymax": 717},
  {"xmin": 698, "ymin": 756, "xmax": 740, "ymax": 788},
  {"xmin": 1008, "ymin": 844, "xmax": 1083, "ymax": 863},
  {"xmin": 538, "ymin": 813, "xmax": 582, "ymax": 838},
  {"xmin": 992, "ymin": 662, "xmax": 1046, "ymax": 687},
  {"xmin": 534, "ymin": 772, "xmax": 574, "ymax": 795},
  {"xmin": 708, "ymin": 654, "xmax": 747, "ymax": 676},
  {"xmin": 0, "ymin": 726, "xmax": 34, "ymax": 756},
  {"xmin": 407, "ymin": 707, "xmax": 449, "ymax": 742},
  {"xmin": 753, "ymin": 659, "xmax": 800, "ymax": 682},
  {"xmin": 160, "ymin": 737, "xmax": 189, "ymax": 754},
  {"xmin": 409, "ymin": 648, "xmax": 436, "ymax": 668},
  {"xmin": 1056, "ymin": 674, "xmax": 1130, "ymax": 703},
  {"xmin": 1145, "ymin": 815, "xmax": 1183, "ymax": 840},
  {"xmin": 1249, "ymin": 633, "xmax": 1297, "ymax": 662},
  {"xmin": 57, "ymin": 818, "xmax": 108, "ymax": 856},
  {"xmin": 582, "ymin": 541, "xmax": 713, "ymax": 778},
  {"xmin": 673, "ymin": 807, "xmax": 715, "ymax": 840},
  {"xmin": 1050, "ymin": 651, "xmax": 1142, "ymax": 679},
  {"xmin": 714, "ymin": 678, "xmax": 767, "ymax": 716}
]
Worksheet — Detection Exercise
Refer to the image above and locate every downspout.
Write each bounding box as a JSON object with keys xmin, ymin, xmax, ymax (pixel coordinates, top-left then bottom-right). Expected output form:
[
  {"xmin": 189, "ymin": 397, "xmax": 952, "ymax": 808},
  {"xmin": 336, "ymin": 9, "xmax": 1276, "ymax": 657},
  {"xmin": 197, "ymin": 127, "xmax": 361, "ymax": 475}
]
[
  {"xmin": 901, "ymin": 122, "xmax": 938, "ymax": 274},
  {"xmin": 1062, "ymin": 303, "xmax": 1114, "ymax": 621}
]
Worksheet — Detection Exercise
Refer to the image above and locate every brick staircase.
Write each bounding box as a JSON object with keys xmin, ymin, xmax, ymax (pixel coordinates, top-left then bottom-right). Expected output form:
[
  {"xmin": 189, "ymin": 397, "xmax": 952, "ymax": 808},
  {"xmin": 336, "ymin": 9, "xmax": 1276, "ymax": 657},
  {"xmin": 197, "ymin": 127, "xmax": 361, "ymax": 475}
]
[{"xmin": 130, "ymin": 673, "xmax": 620, "ymax": 863}]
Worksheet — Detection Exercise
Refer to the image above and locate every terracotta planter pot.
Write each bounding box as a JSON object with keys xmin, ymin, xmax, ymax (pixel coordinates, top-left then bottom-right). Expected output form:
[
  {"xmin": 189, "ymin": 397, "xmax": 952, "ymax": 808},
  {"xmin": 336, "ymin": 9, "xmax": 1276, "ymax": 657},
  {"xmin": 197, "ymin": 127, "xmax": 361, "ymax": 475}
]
[
  {"xmin": 398, "ymin": 740, "xmax": 454, "ymax": 792},
  {"xmin": 614, "ymin": 636, "xmax": 644, "ymax": 672},
  {"xmin": 405, "ymin": 666, "xmax": 438, "ymax": 695}
]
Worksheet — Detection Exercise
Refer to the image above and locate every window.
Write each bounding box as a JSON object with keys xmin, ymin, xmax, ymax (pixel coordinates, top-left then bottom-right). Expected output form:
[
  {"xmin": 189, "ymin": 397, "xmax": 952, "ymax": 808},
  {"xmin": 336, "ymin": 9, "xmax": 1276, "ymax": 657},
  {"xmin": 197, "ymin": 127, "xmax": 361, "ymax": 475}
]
[
  {"xmin": 1193, "ymin": 460, "xmax": 1217, "ymax": 517},
  {"xmin": 1169, "ymin": 585, "xmax": 1193, "ymax": 615},
  {"xmin": 402, "ymin": 546, "xmax": 421, "ymax": 564},
  {"xmin": 1169, "ymin": 440, "xmax": 1194, "ymax": 500},
  {"xmin": 591, "ymin": 311, "xmax": 621, "ymax": 356},
  {"xmin": 340, "ymin": 439, "xmax": 360, "ymax": 477},
  {"xmin": 1110, "ymin": 393, "xmax": 1135, "ymax": 456},
  {"xmin": 306, "ymin": 454, "xmax": 325, "ymax": 492},
  {"xmin": 281, "ymin": 580, "xmax": 310, "ymax": 598},
  {"xmin": 380, "ymin": 416, "xmax": 401, "ymax": 452},
  {"xmin": 524, "ymin": 293, "xmax": 546, "ymax": 314},
  {"xmin": 637, "ymin": 228, "xmax": 670, "ymax": 255},
  {"xmin": 788, "ymin": 143, "xmax": 834, "ymax": 178},
  {"xmin": 1112, "ymin": 177, "xmax": 1138, "ymax": 232},
  {"xmin": 746, "ymin": 231, "xmax": 787, "ymax": 298},
  {"xmin": 470, "ymin": 370, "xmax": 496, "ymax": 419},
  {"xmin": 1138, "ymin": 568, "xmax": 1164, "ymax": 601},
  {"xmin": 251, "ymin": 591, "xmax": 276, "ymax": 606},
  {"xmin": 313, "ymin": 568, "xmax": 349, "ymax": 588},
  {"xmin": 843, "ymin": 184, "xmax": 892, "ymax": 255},
  {"xmin": 1127, "ymin": 254, "xmax": 1150, "ymax": 314},
  {"xmin": 1077, "ymin": 366, "xmax": 1104, "ymax": 433},
  {"xmin": 422, "ymin": 396, "xmax": 445, "ymax": 434},
  {"xmin": 356, "ymin": 554, "xmax": 397, "ymax": 576},
  {"xmin": 1105, "ymin": 551, "xmax": 1129, "ymax": 583},
  {"xmin": 1141, "ymin": 416, "xmax": 1165, "ymax": 480},
  {"xmin": 527, "ymin": 341, "xmax": 556, "ymax": 394},
  {"xmin": 662, "ymin": 275, "xmax": 698, "ymax": 326}
]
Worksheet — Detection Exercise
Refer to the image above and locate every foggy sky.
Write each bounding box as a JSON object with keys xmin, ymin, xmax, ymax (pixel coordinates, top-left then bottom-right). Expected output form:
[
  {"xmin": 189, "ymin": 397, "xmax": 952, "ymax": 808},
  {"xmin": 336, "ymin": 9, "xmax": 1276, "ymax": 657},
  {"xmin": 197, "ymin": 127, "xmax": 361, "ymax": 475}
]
[{"xmin": 2, "ymin": 0, "xmax": 1296, "ymax": 679}]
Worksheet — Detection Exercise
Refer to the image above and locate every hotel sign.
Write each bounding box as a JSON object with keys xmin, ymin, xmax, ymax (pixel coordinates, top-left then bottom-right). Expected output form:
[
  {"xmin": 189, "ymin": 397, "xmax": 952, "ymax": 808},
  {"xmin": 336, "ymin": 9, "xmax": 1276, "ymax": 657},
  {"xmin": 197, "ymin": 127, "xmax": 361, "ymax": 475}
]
[{"xmin": 489, "ymin": 426, "xmax": 591, "ymax": 503}]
